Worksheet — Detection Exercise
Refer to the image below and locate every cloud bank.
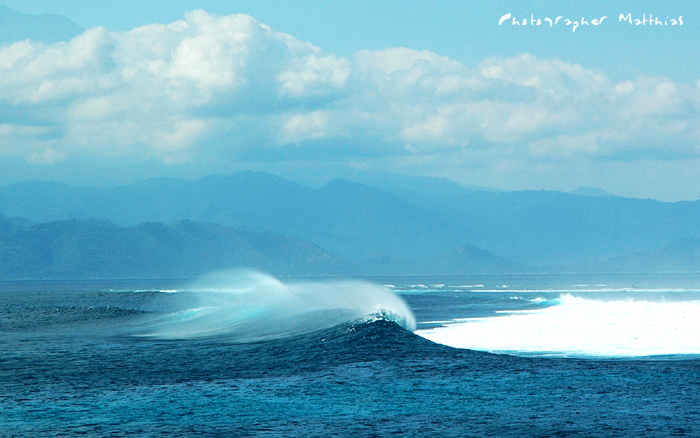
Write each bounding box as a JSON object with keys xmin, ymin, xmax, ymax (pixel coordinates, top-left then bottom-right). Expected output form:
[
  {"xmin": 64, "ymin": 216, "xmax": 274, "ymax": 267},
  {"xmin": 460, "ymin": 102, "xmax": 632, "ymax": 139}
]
[{"xmin": 1, "ymin": 10, "xmax": 699, "ymax": 195}]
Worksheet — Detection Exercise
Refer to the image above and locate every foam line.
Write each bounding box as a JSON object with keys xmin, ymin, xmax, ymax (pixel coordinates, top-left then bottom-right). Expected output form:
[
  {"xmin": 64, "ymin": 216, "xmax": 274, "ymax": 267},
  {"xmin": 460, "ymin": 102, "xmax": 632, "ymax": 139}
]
[{"xmin": 417, "ymin": 294, "xmax": 700, "ymax": 357}]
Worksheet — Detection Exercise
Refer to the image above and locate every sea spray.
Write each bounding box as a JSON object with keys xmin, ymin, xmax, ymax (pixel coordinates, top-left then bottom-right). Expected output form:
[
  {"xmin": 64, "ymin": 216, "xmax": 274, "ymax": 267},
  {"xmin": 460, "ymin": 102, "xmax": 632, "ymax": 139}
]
[
  {"xmin": 417, "ymin": 294, "xmax": 700, "ymax": 357},
  {"xmin": 136, "ymin": 270, "xmax": 416, "ymax": 340}
]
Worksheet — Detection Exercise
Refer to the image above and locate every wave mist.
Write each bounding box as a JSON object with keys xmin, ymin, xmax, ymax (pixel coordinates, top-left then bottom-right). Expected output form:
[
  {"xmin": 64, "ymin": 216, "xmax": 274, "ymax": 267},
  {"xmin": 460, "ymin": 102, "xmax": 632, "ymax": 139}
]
[{"xmin": 137, "ymin": 270, "xmax": 415, "ymax": 341}]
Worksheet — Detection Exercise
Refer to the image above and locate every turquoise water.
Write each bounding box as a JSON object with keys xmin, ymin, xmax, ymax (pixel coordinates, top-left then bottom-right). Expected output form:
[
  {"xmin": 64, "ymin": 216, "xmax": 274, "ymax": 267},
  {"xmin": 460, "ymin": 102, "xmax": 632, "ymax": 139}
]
[{"xmin": 2, "ymin": 273, "xmax": 700, "ymax": 436}]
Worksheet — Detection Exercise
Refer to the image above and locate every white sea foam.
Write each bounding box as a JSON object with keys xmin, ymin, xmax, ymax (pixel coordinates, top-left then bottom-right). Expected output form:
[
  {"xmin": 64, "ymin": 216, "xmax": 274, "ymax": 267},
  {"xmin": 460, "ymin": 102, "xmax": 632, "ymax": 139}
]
[
  {"xmin": 510, "ymin": 296, "xmax": 547, "ymax": 302},
  {"xmin": 137, "ymin": 270, "xmax": 415, "ymax": 340},
  {"xmin": 417, "ymin": 294, "xmax": 700, "ymax": 357}
]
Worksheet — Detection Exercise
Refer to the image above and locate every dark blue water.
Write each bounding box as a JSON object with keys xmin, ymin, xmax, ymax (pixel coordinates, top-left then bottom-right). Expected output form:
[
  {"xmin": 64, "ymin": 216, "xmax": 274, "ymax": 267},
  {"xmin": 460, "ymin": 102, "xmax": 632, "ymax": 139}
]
[{"xmin": 2, "ymin": 275, "xmax": 700, "ymax": 437}]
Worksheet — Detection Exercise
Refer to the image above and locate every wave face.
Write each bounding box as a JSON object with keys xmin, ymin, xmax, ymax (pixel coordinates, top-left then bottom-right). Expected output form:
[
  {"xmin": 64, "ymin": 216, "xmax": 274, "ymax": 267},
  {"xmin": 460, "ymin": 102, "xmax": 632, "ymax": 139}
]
[
  {"xmin": 136, "ymin": 270, "xmax": 416, "ymax": 341},
  {"xmin": 416, "ymin": 294, "xmax": 700, "ymax": 357}
]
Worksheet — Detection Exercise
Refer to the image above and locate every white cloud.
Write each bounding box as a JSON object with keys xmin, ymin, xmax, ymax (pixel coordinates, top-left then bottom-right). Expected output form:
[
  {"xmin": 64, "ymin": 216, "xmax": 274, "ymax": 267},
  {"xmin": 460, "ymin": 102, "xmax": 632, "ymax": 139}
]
[
  {"xmin": 278, "ymin": 54, "xmax": 351, "ymax": 97},
  {"xmin": 280, "ymin": 110, "xmax": 332, "ymax": 143},
  {"xmin": 1, "ymin": 10, "xmax": 700, "ymax": 175}
]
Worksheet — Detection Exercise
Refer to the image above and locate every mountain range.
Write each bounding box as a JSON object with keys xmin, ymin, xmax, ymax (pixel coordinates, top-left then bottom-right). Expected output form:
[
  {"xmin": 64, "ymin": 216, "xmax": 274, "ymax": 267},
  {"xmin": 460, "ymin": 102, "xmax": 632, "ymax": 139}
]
[
  {"xmin": 2, "ymin": 171, "xmax": 700, "ymax": 278},
  {"xmin": 0, "ymin": 216, "xmax": 522, "ymax": 279}
]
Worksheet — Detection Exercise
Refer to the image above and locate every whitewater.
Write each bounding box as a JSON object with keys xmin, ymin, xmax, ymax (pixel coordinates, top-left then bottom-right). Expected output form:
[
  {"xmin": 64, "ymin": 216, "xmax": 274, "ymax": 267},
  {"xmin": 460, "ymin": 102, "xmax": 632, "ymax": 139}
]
[{"xmin": 417, "ymin": 294, "xmax": 700, "ymax": 357}]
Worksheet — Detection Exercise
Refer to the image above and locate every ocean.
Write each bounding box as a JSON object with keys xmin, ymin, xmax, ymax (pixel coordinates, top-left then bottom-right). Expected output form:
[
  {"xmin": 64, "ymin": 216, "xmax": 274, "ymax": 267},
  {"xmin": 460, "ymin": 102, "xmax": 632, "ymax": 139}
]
[{"xmin": 2, "ymin": 271, "xmax": 700, "ymax": 437}]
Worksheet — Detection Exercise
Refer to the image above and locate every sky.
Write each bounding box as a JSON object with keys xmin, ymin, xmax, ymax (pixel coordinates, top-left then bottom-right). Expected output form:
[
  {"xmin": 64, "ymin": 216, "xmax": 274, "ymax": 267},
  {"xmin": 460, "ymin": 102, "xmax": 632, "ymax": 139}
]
[{"xmin": 0, "ymin": 0, "xmax": 699, "ymax": 201}]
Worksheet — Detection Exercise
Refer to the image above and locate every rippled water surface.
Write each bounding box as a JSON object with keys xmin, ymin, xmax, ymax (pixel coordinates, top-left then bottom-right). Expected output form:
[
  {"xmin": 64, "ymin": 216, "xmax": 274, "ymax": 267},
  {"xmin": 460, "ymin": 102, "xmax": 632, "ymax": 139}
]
[{"xmin": 2, "ymin": 273, "xmax": 700, "ymax": 437}]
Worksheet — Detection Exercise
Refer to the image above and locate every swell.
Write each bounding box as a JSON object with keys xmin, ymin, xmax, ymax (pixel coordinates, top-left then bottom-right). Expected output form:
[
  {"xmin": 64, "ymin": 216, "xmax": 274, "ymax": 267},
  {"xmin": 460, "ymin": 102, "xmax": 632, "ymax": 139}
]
[{"xmin": 0, "ymin": 305, "xmax": 146, "ymax": 332}]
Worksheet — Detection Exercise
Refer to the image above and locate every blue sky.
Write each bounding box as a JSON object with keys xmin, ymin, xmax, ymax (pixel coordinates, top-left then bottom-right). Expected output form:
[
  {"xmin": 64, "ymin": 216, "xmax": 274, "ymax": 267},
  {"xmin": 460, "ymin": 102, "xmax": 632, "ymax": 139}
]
[{"xmin": 1, "ymin": 1, "xmax": 699, "ymax": 200}]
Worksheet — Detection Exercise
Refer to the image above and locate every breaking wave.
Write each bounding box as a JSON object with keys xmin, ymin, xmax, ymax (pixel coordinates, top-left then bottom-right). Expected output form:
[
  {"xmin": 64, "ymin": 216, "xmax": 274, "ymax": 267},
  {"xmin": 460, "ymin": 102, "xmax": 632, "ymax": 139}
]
[{"xmin": 135, "ymin": 270, "xmax": 415, "ymax": 341}]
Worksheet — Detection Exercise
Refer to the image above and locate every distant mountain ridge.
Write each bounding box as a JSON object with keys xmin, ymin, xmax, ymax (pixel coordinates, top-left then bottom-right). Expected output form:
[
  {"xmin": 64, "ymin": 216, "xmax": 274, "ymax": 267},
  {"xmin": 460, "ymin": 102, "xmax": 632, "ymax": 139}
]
[
  {"xmin": 5, "ymin": 213, "xmax": 700, "ymax": 279},
  {"xmin": 0, "ymin": 217, "xmax": 348, "ymax": 279},
  {"xmin": 0, "ymin": 173, "xmax": 458, "ymax": 262},
  {"xmin": 2, "ymin": 171, "xmax": 700, "ymax": 272},
  {"xmin": 0, "ymin": 216, "xmax": 524, "ymax": 279},
  {"xmin": 0, "ymin": 5, "xmax": 84, "ymax": 44}
]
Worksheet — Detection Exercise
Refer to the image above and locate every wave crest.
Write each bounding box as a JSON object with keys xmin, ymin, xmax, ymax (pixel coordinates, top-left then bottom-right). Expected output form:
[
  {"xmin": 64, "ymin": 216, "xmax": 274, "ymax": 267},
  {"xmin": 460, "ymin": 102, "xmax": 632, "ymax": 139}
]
[{"xmin": 136, "ymin": 270, "xmax": 415, "ymax": 341}]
